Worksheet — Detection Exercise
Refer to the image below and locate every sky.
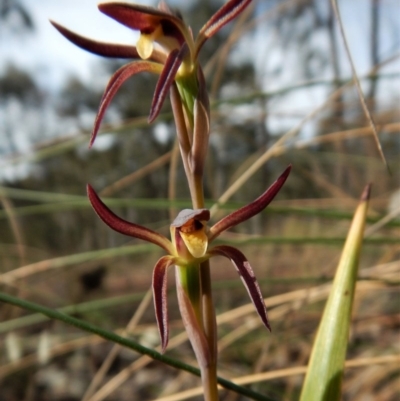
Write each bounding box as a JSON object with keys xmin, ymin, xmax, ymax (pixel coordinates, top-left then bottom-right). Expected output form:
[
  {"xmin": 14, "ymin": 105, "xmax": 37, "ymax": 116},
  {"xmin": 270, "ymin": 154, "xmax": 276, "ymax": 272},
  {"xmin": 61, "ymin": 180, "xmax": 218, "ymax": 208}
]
[
  {"xmin": 2, "ymin": 0, "xmax": 399, "ymax": 92},
  {"xmin": 1, "ymin": 0, "xmax": 146, "ymax": 89},
  {"xmin": 0, "ymin": 0, "xmax": 399, "ymax": 182},
  {"xmin": 1, "ymin": 0, "xmax": 204, "ymax": 89},
  {"xmin": 1, "ymin": 1, "xmax": 399, "ymax": 138}
]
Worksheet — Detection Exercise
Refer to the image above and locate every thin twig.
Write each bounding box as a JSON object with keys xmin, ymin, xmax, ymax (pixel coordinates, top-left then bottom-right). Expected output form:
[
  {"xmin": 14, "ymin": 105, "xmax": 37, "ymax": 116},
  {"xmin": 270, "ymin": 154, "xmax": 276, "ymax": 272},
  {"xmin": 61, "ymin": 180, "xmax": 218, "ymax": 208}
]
[
  {"xmin": 0, "ymin": 291, "xmax": 274, "ymax": 401},
  {"xmin": 330, "ymin": 0, "xmax": 389, "ymax": 171},
  {"xmin": 150, "ymin": 354, "xmax": 400, "ymax": 401},
  {"xmin": 210, "ymin": 54, "xmax": 399, "ymax": 217},
  {"xmin": 0, "ymin": 194, "xmax": 26, "ymax": 266},
  {"xmin": 100, "ymin": 151, "xmax": 172, "ymax": 197},
  {"xmin": 168, "ymin": 138, "xmax": 181, "ymax": 221},
  {"xmin": 82, "ymin": 289, "xmax": 153, "ymax": 401},
  {"xmin": 364, "ymin": 204, "xmax": 400, "ymax": 237}
]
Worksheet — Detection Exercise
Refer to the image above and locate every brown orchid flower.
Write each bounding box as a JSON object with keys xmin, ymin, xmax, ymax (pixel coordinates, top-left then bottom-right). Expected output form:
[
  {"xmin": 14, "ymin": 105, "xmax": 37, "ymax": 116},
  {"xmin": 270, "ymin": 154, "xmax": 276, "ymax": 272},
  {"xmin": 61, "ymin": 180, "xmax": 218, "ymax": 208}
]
[
  {"xmin": 51, "ymin": 0, "xmax": 252, "ymax": 149},
  {"xmin": 87, "ymin": 165, "xmax": 291, "ymax": 352}
]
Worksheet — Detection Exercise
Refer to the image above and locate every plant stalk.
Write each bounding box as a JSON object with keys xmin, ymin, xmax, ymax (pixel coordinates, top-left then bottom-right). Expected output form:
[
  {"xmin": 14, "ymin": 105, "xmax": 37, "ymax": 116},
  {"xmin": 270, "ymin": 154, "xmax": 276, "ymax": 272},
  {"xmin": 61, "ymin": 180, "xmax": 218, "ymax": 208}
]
[
  {"xmin": 0, "ymin": 291, "xmax": 273, "ymax": 401},
  {"xmin": 189, "ymin": 172, "xmax": 218, "ymax": 400}
]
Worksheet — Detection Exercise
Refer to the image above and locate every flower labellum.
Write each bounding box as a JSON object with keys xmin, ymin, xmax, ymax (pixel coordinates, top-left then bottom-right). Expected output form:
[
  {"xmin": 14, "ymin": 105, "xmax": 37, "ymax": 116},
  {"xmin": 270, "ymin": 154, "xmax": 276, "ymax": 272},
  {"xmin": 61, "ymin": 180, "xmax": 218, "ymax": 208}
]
[{"xmin": 172, "ymin": 209, "xmax": 210, "ymax": 259}]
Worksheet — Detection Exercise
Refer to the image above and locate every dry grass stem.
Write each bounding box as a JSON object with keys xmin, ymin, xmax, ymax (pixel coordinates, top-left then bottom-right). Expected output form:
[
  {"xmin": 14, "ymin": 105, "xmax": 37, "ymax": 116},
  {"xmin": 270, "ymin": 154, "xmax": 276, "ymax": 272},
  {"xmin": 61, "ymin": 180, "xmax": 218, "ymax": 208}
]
[
  {"xmin": 168, "ymin": 139, "xmax": 181, "ymax": 220},
  {"xmin": 209, "ymin": 1, "xmax": 254, "ymax": 98},
  {"xmin": 210, "ymin": 52, "xmax": 399, "ymax": 217},
  {"xmin": 330, "ymin": 0, "xmax": 389, "ymax": 170},
  {"xmin": 100, "ymin": 151, "xmax": 172, "ymax": 197},
  {"xmin": 364, "ymin": 204, "xmax": 400, "ymax": 237},
  {"xmin": 86, "ymin": 331, "xmax": 190, "ymax": 401},
  {"xmin": 82, "ymin": 289, "xmax": 153, "ymax": 401},
  {"xmin": 300, "ymin": 168, "xmax": 353, "ymax": 199},
  {"xmin": 0, "ymin": 195, "xmax": 26, "ymax": 267},
  {"xmin": 150, "ymin": 354, "xmax": 400, "ymax": 401}
]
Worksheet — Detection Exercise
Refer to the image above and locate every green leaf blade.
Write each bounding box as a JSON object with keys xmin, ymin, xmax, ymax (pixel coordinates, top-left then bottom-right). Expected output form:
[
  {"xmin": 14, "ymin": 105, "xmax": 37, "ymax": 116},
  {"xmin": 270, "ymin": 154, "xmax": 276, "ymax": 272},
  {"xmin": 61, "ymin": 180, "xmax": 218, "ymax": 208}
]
[{"xmin": 300, "ymin": 184, "xmax": 371, "ymax": 401}]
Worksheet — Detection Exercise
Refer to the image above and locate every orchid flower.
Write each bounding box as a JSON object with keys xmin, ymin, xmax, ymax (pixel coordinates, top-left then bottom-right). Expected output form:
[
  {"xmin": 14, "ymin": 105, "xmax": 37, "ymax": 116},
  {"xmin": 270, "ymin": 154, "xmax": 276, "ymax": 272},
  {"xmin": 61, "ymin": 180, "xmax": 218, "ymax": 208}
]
[
  {"xmin": 53, "ymin": 2, "xmax": 290, "ymax": 398},
  {"xmin": 87, "ymin": 165, "xmax": 291, "ymax": 352},
  {"xmin": 51, "ymin": 0, "xmax": 252, "ymax": 151}
]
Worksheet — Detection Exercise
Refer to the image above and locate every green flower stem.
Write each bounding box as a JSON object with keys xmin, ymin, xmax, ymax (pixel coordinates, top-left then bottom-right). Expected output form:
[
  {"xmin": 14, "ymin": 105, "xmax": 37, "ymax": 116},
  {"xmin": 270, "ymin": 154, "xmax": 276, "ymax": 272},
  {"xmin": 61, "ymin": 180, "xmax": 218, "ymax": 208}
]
[
  {"xmin": 177, "ymin": 263, "xmax": 202, "ymax": 325},
  {"xmin": 200, "ymin": 259, "xmax": 218, "ymax": 401},
  {"xmin": 182, "ymin": 79, "xmax": 218, "ymax": 400},
  {"xmin": 175, "ymin": 61, "xmax": 218, "ymax": 400},
  {"xmin": 175, "ymin": 264, "xmax": 218, "ymax": 401},
  {"xmin": 186, "ymin": 173, "xmax": 204, "ymax": 212},
  {"xmin": 200, "ymin": 260, "xmax": 217, "ymax": 361},
  {"xmin": 189, "ymin": 170, "xmax": 218, "ymax": 401},
  {"xmin": 176, "ymin": 71, "xmax": 199, "ymax": 128},
  {"xmin": 192, "ymin": 173, "xmax": 206, "ymax": 210},
  {"xmin": 169, "ymin": 83, "xmax": 200, "ymax": 208},
  {"xmin": 0, "ymin": 291, "xmax": 275, "ymax": 401},
  {"xmin": 170, "ymin": 84, "xmax": 191, "ymax": 156}
]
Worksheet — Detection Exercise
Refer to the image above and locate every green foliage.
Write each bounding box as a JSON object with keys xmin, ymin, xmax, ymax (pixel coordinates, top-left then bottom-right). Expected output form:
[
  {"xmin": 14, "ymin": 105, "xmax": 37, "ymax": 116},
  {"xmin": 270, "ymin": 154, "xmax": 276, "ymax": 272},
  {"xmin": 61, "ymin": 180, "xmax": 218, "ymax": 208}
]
[{"xmin": 300, "ymin": 186, "xmax": 370, "ymax": 401}]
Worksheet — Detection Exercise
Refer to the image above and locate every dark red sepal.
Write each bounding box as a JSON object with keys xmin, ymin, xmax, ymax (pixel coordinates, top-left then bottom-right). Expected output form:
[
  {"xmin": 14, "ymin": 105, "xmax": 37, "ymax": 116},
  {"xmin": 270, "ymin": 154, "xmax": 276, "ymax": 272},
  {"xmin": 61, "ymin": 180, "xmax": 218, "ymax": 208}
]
[
  {"xmin": 98, "ymin": 2, "xmax": 185, "ymax": 45},
  {"xmin": 209, "ymin": 165, "xmax": 291, "ymax": 240},
  {"xmin": 89, "ymin": 61, "xmax": 162, "ymax": 147},
  {"xmin": 87, "ymin": 184, "xmax": 173, "ymax": 253},
  {"xmin": 210, "ymin": 245, "xmax": 271, "ymax": 331},
  {"xmin": 152, "ymin": 255, "xmax": 177, "ymax": 352},
  {"xmin": 50, "ymin": 20, "xmax": 140, "ymax": 58},
  {"xmin": 149, "ymin": 44, "xmax": 189, "ymax": 123},
  {"xmin": 196, "ymin": 0, "xmax": 253, "ymax": 56}
]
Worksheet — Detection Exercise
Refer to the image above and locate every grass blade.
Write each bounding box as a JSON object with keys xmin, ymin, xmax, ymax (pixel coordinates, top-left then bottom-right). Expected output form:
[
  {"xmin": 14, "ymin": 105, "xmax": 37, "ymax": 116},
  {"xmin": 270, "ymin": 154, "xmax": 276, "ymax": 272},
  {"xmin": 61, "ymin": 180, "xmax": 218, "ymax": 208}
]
[
  {"xmin": 299, "ymin": 184, "xmax": 371, "ymax": 401},
  {"xmin": 0, "ymin": 291, "xmax": 275, "ymax": 401}
]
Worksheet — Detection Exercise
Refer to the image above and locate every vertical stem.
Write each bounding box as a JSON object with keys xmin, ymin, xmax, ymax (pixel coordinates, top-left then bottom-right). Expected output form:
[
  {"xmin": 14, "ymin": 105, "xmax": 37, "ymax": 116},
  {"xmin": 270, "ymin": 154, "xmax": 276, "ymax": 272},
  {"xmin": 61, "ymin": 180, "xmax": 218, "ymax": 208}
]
[
  {"xmin": 201, "ymin": 270, "xmax": 218, "ymax": 384},
  {"xmin": 171, "ymin": 68, "xmax": 218, "ymax": 399},
  {"xmin": 176, "ymin": 264, "xmax": 218, "ymax": 401},
  {"xmin": 192, "ymin": 176, "xmax": 218, "ymax": 400},
  {"xmin": 192, "ymin": 173, "xmax": 206, "ymax": 210},
  {"xmin": 189, "ymin": 169, "xmax": 217, "ymax": 362},
  {"xmin": 200, "ymin": 259, "xmax": 217, "ymax": 363},
  {"xmin": 201, "ymin": 362, "xmax": 219, "ymax": 401},
  {"xmin": 170, "ymin": 84, "xmax": 192, "ymax": 156},
  {"xmin": 182, "ymin": 140, "xmax": 218, "ymax": 399},
  {"xmin": 178, "ymin": 264, "xmax": 203, "ymax": 325}
]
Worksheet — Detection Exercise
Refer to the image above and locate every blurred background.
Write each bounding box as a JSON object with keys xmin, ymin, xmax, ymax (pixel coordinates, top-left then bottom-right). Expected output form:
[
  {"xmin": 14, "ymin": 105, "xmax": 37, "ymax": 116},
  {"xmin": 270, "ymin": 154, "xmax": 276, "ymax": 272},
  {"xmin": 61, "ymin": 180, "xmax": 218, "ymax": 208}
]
[{"xmin": 0, "ymin": 0, "xmax": 399, "ymax": 400}]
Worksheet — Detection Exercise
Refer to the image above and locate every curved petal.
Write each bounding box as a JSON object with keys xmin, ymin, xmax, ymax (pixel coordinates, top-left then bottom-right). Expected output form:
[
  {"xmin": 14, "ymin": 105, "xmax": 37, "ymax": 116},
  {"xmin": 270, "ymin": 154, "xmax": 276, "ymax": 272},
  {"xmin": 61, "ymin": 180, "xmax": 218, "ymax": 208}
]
[
  {"xmin": 210, "ymin": 245, "xmax": 271, "ymax": 331},
  {"xmin": 148, "ymin": 44, "xmax": 188, "ymax": 123},
  {"xmin": 89, "ymin": 61, "xmax": 163, "ymax": 147},
  {"xmin": 152, "ymin": 255, "xmax": 177, "ymax": 352},
  {"xmin": 195, "ymin": 0, "xmax": 253, "ymax": 57},
  {"xmin": 209, "ymin": 165, "xmax": 291, "ymax": 241},
  {"xmin": 98, "ymin": 2, "xmax": 190, "ymax": 48},
  {"xmin": 87, "ymin": 184, "xmax": 174, "ymax": 254},
  {"xmin": 50, "ymin": 20, "xmax": 140, "ymax": 59}
]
